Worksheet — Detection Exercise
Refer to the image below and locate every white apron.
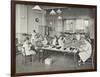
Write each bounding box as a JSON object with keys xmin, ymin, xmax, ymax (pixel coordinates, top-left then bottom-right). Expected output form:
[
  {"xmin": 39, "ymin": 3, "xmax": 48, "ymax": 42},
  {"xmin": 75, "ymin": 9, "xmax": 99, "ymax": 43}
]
[
  {"xmin": 58, "ymin": 38, "xmax": 64, "ymax": 49},
  {"xmin": 31, "ymin": 32, "xmax": 36, "ymax": 43},
  {"xmin": 22, "ymin": 42, "xmax": 36, "ymax": 56},
  {"xmin": 79, "ymin": 40, "xmax": 92, "ymax": 62},
  {"xmin": 52, "ymin": 38, "xmax": 57, "ymax": 46},
  {"xmin": 42, "ymin": 38, "xmax": 48, "ymax": 46}
]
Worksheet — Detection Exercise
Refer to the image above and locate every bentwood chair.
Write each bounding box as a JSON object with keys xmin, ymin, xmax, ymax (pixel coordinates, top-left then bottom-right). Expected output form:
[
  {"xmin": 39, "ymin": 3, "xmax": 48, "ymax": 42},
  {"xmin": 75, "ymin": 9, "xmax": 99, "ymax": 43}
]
[
  {"xmin": 85, "ymin": 39, "xmax": 95, "ymax": 69},
  {"xmin": 21, "ymin": 47, "xmax": 36, "ymax": 64},
  {"xmin": 77, "ymin": 39, "xmax": 94, "ymax": 69}
]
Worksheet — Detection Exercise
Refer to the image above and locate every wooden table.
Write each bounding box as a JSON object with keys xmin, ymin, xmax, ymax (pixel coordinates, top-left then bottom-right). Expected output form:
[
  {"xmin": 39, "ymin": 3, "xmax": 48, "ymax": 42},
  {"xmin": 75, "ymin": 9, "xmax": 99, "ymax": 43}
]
[{"xmin": 38, "ymin": 46, "xmax": 78, "ymax": 63}]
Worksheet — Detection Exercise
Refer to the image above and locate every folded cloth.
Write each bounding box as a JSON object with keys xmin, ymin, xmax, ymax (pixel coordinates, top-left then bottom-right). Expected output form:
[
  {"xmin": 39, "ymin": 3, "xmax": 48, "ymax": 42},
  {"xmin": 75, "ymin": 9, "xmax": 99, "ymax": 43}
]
[{"xmin": 45, "ymin": 58, "xmax": 53, "ymax": 65}]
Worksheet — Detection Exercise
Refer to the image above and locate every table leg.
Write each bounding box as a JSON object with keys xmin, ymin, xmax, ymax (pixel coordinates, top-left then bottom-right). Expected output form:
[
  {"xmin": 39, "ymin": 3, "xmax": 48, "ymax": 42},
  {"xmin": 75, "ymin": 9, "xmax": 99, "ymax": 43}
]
[
  {"xmin": 42, "ymin": 50, "xmax": 45, "ymax": 63},
  {"xmin": 38, "ymin": 50, "xmax": 44, "ymax": 63},
  {"xmin": 38, "ymin": 51, "xmax": 40, "ymax": 62},
  {"xmin": 74, "ymin": 53, "xmax": 76, "ymax": 63},
  {"xmin": 74, "ymin": 53, "xmax": 79, "ymax": 68}
]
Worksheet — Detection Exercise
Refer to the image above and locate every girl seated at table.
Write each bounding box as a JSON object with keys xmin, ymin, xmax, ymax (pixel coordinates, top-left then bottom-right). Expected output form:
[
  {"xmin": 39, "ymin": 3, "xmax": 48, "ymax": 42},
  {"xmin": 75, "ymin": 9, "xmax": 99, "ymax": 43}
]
[
  {"xmin": 78, "ymin": 37, "xmax": 92, "ymax": 65},
  {"xmin": 22, "ymin": 37, "xmax": 36, "ymax": 56},
  {"xmin": 57, "ymin": 36, "xmax": 64, "ymax": 49},
  {"xmin": 42, "ymin": 35, "xmax": 48, "ymax": 47},
  {"xmin": 52, "ymin": 35, "xmax": 58, "ymax": 48}
]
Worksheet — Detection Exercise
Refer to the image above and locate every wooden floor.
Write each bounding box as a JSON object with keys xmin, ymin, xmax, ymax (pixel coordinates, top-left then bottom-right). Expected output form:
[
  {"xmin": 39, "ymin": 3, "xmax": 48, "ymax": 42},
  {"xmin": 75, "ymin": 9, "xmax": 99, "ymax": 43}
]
[{"xmin": 16, "ymin": 52, "xmax": 93, "ymax": 73}]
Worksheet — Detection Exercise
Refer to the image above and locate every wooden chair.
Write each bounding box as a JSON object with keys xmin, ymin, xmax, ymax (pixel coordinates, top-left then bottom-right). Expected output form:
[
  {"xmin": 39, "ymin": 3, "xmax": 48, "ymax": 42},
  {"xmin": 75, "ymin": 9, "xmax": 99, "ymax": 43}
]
[
  {"xmin": 85, "ymin": 39, "xmax": 95, "ymax": 69},
  {"xmin": 77, "ymin": 39, "xmax": 94, "ymax": 69},
  {"xmin": 21, "ymin": 47, "xmax": 36, "ymax": 64}
]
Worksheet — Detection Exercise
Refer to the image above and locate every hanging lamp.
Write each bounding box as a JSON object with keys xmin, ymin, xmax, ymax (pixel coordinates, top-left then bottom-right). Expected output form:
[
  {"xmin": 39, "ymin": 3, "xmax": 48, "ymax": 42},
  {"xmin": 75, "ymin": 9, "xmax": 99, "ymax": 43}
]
[
  {"xmin": 50, "ymin": 9, "xmax": 56, "ymax": 15},
  {"xmin": 57, "ymin": 9, "xmax": 62, "ymax": 14},
  {"xmin": 32, "ymin": 5, "xmax": 42, "ymax": 11},
  {"xmin": 58, "ymin": 16, "xmax": 62, "ymax": 19}
]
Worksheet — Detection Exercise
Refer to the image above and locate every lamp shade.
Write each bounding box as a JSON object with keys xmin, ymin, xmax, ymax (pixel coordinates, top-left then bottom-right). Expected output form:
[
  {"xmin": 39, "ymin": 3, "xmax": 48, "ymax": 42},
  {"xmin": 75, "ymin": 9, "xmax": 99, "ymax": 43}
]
[
  {"xmin": 58, "ymin": 16, "xmax": 62, "ymax": 19},
  {"xmin": 50, "ymin": 22, "xmax": 53, "ymax": 25},
  {"xmin": 50, "ymin": 9, "xmax": 56, "ymax": 15},
  {"xmin": 57, "ymin": 9, "xmax": 62, "ymax": 14},
  {"xmin": 32, "ymin": 5, "xmax": 42, "ymax": 11}
]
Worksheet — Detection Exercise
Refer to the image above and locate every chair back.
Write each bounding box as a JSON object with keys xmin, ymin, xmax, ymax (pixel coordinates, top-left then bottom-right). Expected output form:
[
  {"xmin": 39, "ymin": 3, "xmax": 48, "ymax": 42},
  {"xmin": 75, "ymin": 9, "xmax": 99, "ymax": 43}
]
[{"xmin": 21, "ymin": 47, "xmax": 26, "ymax": 56}]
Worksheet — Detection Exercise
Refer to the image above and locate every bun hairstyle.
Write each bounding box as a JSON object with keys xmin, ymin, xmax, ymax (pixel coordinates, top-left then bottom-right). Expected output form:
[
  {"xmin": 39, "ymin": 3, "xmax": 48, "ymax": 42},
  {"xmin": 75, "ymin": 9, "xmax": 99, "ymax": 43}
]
[
  {"xmin": 26, "ymin": 37, "xmax": 29, "ymax": 40},
  {"xmin": 33, "ymin": 30, "xmax": 36, "ymax": 33},
  {"xmin": 24, "ymin": 37, "xmax": 30, "ymax": 42}
]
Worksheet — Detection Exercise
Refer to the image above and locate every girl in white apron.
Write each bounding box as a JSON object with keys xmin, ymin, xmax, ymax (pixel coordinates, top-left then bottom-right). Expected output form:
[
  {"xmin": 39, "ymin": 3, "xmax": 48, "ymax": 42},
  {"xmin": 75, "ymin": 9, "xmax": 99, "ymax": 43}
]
[
  {"xmin": 31, "ymin": 30, "xmax": 37, "ymax": 45},
  {"xmin": 78, "ymin": 38, "xmax": 92, "ymax": 65},
  {"xmin": 22, "ymin": 38, "xmax": 36, "ymax": 56},
  {"xmin": 58, "ymin": 36, "xmax": 64, "ymax": 49},
  {"xmin": 42, "ymin": 36, "xmax": 48, "ymax": 46},
  {"xmin": 52, "ymin": 35, "xmax": 57, "ymax": 47}
]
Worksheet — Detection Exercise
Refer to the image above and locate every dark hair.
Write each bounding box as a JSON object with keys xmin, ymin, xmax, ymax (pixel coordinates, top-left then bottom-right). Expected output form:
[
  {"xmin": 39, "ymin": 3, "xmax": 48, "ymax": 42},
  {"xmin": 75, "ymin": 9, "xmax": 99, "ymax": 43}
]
[
  {"xmin": 33, "ymin": 30, "xmax": 36, "ymax": 33},
  {"xmin": 54, "ymin": 35, "xmax": 57, "ymax": 39},
  {"xmin": 26, "ymin": 37, "xmax": 29, "ymax": 40}
]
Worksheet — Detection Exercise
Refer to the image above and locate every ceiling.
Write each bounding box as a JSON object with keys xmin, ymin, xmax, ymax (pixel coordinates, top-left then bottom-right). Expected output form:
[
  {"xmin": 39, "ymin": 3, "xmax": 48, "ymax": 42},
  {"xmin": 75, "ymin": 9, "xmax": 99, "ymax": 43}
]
[{"xmin": 32, "ymin": 5, "xmax": 68, "ymax": 10}]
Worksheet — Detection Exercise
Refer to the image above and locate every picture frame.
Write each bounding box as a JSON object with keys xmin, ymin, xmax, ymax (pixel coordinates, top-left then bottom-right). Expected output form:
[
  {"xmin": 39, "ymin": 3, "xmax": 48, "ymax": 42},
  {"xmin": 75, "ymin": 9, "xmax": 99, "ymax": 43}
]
[{"xmin": 11, "ymin": 0, "xmax": 97, "ymax": 77}]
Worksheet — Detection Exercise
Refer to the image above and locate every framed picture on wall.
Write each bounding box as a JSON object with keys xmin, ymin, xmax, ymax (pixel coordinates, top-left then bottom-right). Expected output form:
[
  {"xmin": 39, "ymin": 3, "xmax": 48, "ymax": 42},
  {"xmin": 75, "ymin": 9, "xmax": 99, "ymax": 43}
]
[{"xmin": 11, "ymin": 0, "xmax": 97, "ymax": 77}]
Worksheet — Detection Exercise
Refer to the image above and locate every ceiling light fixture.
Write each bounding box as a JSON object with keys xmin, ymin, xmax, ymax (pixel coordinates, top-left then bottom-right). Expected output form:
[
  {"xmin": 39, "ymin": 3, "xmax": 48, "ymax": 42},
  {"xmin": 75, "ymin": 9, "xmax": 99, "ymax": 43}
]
[
  {"xmin": 50, "ymin": 9, "xmax": 56, "ymax": 15},
  {"xmin": 57, "ymin": 9, "xmax": 62, "ymax": 14},
  {"xmin": 58, "ymin": 16, "xmax": 62, "ymax": 19},
  {"xmin": 32, "ymin": 5, "xmax": 42, "ymax": 11}
]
